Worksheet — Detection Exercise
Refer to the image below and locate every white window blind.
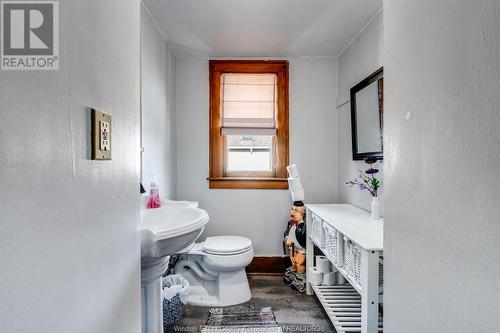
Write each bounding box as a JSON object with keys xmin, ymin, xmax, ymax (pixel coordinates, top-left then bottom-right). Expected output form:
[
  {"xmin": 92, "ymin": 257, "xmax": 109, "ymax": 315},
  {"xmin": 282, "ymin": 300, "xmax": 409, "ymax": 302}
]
[{"xmin": 221, "ymin": 73, "xmax": 277, "ymax": 135}]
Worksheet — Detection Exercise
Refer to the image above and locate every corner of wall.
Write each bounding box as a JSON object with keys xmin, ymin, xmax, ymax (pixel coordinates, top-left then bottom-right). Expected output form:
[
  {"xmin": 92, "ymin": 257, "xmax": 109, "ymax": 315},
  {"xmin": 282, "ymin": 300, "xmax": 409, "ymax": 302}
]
[
  {"xmin": 335, "ymin": 8, "xmax": 384, "ymax": 212},
  {"xmin": 141, "ymin": 3, "xmax": 178, "ymax": 199}
]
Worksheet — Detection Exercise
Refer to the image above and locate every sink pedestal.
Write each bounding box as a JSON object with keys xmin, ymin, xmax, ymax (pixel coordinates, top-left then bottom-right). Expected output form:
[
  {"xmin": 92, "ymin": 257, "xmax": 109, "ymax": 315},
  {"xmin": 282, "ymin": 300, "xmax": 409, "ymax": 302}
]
[
  {"xmin": 141, "ymin": 257, "xmax": 170, "ymax": 333},
  {"xmin": 139, "ymin": 204, "xmax": 209, "ymax": 333}
]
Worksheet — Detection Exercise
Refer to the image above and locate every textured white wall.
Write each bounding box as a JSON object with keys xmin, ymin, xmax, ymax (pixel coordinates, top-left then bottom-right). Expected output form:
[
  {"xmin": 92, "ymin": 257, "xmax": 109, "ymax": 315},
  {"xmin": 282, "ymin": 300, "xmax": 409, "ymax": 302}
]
[
  {"xmin": 337, "ymin": 10, "xmax": 384, "ymax": 212},
  {"xmin": 141, "ymin": 4, "xmax": 177, "ymax": 198},
  {"xmin": 176, "ymin": 57, "xmax": 338, "ymax": 256},
  {"xmin": 384, "ymin": 1, "xmax": 500, "ymax": 332},
  {"xmin": 0, "ymin": 1, "xmax": 141, "ymax": 332}
]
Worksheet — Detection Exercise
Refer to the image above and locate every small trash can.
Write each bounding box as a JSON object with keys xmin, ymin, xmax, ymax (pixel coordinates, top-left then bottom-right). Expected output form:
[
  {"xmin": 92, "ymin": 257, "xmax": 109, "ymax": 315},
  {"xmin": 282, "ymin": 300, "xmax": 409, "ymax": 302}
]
[{"xmin": 162, "ymin": 274, "xmax": 189, "ymax": 326}]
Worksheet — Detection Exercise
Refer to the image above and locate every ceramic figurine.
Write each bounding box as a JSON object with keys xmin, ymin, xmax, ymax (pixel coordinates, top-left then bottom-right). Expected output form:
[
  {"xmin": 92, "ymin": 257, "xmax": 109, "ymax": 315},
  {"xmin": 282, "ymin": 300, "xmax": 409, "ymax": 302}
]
[{"xmin": 284, "ymin": 201, "xmax": 307, "ymax": 273}]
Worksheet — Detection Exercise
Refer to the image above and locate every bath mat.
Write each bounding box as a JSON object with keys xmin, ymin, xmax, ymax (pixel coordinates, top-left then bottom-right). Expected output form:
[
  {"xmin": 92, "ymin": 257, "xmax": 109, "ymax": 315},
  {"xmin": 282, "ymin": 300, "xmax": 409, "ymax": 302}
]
[{"xmin": 201, "ymin": 305, "xmax": 283, "ymax": 333}]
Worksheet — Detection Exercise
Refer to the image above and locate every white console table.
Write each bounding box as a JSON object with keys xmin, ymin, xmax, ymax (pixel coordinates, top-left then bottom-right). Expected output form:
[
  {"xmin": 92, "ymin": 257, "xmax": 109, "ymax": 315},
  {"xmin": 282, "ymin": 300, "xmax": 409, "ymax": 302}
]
[{"xmin": 305, "ymin": 204, "xmax": 383, "ymax": 333}]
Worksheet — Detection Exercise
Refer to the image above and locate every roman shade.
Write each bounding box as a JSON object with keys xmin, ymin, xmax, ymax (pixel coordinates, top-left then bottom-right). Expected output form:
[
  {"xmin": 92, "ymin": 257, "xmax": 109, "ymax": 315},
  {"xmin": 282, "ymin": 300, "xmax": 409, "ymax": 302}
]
[{"xmin": 221, "ymin": 73, "xmax": 277, "ymax": 135}]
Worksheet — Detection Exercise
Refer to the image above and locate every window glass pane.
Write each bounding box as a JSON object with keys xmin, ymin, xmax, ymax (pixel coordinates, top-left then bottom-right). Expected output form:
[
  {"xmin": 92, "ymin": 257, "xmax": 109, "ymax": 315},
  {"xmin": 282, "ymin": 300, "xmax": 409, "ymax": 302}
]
[{"xmin": 227, "ymin": 135, "xmax": 272, "ymax": 172}]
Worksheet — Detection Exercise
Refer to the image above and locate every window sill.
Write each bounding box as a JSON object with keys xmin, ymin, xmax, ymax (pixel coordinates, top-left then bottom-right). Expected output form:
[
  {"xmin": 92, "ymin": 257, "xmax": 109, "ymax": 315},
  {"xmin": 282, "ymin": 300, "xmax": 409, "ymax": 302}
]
[{"xmin": 208, "ymin": 177, "xmax": 289, "ymax": 190}]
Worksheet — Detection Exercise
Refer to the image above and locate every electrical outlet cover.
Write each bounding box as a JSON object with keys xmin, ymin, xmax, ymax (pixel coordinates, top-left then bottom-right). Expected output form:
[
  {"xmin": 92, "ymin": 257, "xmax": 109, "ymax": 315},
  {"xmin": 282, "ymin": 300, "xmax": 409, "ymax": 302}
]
[{"xmin": 91, "ymin": 108, "xmax": 112, "ymax": 160}]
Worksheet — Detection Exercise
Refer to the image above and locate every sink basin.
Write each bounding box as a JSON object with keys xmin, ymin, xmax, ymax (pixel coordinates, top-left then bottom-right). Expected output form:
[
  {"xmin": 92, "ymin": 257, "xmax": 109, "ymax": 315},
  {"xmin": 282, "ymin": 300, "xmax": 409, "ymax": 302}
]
[
  {"xmin": 140, "ymin": 206, "xmax": 208, "ymax": 261},
  {"xmin": 139, "ymin": 203, "xmax": 209, "ymax": 333}
]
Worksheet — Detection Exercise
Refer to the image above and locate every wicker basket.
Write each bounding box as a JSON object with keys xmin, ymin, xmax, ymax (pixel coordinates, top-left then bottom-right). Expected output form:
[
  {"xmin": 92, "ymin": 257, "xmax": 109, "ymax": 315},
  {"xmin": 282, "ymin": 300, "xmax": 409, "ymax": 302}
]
[
  {"xmin": 379, "ymin": 257, "xmax": 384, "ymax": 288},
  {"xmin": 323, "ymin": 223, "xmax": 339, "ymax": 265},
  {"xmin": 162, "ymin": 274, "xmax": 189, "ymax": 326},
  {"xmin": 343, "ymin": 236, "xmax": 362, "ymax": 288},
  {"xmin": 311, "ymin": 214, "xmax": 323, "ymax": 247},
  {"xmin": 342, "ymin": 236, "xmax": 350, "ymax": 270},
  {"xmin": 351, "ymin": 243, "xmax": 362, "ymax": 286}
]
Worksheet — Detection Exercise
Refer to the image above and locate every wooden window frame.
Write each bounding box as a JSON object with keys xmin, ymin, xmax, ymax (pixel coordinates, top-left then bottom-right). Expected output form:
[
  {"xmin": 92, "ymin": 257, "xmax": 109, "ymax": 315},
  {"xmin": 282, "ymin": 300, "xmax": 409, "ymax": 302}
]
[{"xmin": 209, "ymin": 60, "xmax": 289, "ymax": 190}]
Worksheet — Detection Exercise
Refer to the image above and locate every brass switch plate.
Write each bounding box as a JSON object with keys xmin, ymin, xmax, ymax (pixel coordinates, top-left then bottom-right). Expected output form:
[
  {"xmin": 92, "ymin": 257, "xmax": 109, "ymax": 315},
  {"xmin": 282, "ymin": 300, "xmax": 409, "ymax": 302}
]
[{"xmin": 91, "ymin": 108, "xmax": 112, "ymax": 160}]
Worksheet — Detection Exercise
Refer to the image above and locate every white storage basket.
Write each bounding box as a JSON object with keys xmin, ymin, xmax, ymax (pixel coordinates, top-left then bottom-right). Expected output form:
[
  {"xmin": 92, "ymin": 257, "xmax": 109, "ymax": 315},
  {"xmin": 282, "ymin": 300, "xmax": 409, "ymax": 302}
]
[
  {"xmin": 323, "ymin": 223, "xmax": 339, "ymax": 265},
  {"xmin": 342, "ymin": 236, "xmax": 350, "ymax": 270},
  {"xmin": 379, "ymin": 257, "xmax": 384, "ymax": 288},
  {"xmin": 343, "ymin": 236, "xmax": 362, "ymax": 288},
  {"xmin": 311, "ymin": 214, "xmax": 323, "ymax": 247}
]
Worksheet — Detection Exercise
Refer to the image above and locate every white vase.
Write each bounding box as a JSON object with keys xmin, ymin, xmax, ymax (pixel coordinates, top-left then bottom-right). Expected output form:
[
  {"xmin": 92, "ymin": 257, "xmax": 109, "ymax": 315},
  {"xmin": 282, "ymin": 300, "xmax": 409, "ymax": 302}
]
[{"xmin": 371, "ymin": 196, "xmax": 380, "ymax": 220}]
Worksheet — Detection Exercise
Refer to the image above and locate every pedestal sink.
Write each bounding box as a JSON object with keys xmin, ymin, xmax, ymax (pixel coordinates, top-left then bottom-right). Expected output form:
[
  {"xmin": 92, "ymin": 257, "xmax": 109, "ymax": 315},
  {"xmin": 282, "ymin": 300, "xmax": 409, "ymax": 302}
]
[{"xmin": 140, "ymin": 200, "xmax": 209, "ymax": 333}]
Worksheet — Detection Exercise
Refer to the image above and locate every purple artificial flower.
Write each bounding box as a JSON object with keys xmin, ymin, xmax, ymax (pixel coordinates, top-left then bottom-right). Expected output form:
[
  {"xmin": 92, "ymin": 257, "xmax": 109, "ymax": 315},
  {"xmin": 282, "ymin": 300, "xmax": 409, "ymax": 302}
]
[
  {"xmin": 346, "ymin": 164, "xmax": 381, "ymax": 198},
  {"xmin": 365, "ymin": 168, "xmax": 379, "ymax": 175}
]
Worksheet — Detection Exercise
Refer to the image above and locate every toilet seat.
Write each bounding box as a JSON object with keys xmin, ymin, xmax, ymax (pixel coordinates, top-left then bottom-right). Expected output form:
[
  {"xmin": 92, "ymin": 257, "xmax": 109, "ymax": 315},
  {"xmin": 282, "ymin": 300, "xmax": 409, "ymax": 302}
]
[{"xmin": 202, "ymin": 236, "xmax": 253, "ymax": 255}]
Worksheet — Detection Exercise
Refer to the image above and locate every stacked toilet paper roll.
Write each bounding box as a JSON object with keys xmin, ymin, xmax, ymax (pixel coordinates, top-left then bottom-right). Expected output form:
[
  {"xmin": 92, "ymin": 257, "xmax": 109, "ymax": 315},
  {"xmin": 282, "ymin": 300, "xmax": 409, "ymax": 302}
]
[
  {"xmin": 286, "ymin": 164, "xmax": 300, "ymax": 178},
  {"xmin": 307, "ymin": 267, "xmax": 322, "ymax": 286},
  {"xmin": 288, "ymin": 177, "xmax": 304, "ymax": 202},
  {"xmin": 322, "ymin": 272, "xmax": 336, "ymax": 286},
  {"xmin": 316, "ymin": 256, "xmax": 330, "ymax": 273},
  {"xmin": 287, "ymin": 164, "xmax": 305, "ymax": 202},
  {"xmin": 313, "ymin": 256, "xmax": 337, "ymax": 286},
  {"xmin": 288, "ymin": 177, "xmax": 303, "ymax": 192}
]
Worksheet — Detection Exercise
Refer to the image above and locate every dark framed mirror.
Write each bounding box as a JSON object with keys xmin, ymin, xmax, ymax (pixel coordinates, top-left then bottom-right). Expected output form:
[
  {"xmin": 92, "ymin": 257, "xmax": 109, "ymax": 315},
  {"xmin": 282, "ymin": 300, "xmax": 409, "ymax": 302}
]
[{"xmin": 350, "ymin": 67, "xmax": 383, "ymax": 161}]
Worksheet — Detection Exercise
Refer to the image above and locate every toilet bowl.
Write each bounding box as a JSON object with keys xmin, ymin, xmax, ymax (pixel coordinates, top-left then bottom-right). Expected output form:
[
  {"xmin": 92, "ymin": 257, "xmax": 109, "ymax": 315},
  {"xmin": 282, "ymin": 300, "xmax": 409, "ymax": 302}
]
[{"xmin": 174, "ymin": 235, "xmax": 254, "ymax": 306}]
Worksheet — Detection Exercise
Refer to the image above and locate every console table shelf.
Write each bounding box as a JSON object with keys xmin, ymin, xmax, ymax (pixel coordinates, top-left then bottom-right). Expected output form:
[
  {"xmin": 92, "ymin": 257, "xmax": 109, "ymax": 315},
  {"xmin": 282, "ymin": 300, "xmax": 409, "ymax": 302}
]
[
  {"xmin": 312, "ymin": 284, "xmax": 383, "ymax": 333},
  {"xmin": 306, "ymin": 204, "xmax": 384, "ymax": 333}
]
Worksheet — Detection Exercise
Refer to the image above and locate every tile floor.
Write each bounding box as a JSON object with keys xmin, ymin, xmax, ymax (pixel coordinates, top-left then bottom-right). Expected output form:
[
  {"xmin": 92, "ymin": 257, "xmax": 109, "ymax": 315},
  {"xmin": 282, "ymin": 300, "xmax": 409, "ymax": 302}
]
[{"xmin": 165, "ymin": 275, "xmax": 335, "ymax": 333}]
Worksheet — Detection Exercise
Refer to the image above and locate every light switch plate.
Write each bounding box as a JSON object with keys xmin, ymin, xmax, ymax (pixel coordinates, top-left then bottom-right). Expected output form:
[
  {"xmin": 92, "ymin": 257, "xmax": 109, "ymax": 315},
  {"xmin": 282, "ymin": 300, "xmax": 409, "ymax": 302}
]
[{"xmin": 91, "ymin": 108, "xmax": 112, "ymax": 160}]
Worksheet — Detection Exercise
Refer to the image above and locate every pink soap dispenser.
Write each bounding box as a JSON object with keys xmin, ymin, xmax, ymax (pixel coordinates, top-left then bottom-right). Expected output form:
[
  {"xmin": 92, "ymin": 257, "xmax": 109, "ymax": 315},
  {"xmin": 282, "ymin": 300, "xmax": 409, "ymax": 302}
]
[{"xmin": 146, "ymin": 182, "xmax": 161, "ymax": 209}]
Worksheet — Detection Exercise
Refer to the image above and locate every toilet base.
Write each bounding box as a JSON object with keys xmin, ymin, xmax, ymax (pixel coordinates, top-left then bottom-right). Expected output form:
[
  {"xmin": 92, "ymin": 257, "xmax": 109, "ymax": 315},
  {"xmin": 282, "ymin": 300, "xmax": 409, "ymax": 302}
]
[
  {"xmin": 189, "ymin": 269, "xmax": 251, "ymax": 306},
  {"xmin": 176, "ymin": 260, "xmax": 252, "ymax": 306}
]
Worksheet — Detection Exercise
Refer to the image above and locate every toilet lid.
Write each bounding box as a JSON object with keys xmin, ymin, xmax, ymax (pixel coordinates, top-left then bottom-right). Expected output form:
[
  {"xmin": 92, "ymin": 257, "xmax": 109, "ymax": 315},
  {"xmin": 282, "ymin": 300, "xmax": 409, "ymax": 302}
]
[{"xmin": 203, "ymin": 236, "xmax": 253, "ymax": 255}]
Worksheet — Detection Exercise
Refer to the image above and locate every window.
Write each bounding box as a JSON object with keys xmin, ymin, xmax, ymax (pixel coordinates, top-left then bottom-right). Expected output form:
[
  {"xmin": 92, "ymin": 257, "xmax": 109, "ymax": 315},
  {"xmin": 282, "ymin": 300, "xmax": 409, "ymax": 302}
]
[{"xmin": 209, "ymin": 60, "xmax": 289, "ymax": 189}]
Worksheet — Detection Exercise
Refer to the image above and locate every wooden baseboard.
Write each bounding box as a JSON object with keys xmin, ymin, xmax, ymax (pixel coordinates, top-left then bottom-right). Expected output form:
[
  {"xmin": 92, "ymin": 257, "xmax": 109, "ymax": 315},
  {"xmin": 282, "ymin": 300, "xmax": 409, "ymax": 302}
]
[{"xmin": 246, "ymin": 256, "xmax": 291, "ymax": 276}]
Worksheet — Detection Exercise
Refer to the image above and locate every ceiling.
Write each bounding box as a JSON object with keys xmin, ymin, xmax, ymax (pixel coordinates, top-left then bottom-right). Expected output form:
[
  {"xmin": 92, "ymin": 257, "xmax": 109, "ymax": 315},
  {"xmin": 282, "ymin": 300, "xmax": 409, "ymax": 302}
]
[{"xmin": 143, "ymin": 0, "xmax": 382, "ymax": 57}]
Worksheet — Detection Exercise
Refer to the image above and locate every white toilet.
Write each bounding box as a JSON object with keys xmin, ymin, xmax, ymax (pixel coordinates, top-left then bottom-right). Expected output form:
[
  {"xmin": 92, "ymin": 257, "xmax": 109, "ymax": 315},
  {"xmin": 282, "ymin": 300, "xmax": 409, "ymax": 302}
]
[{"xmin": 174, "ymin": 235, "xmax": 254, "ymax": 306}]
